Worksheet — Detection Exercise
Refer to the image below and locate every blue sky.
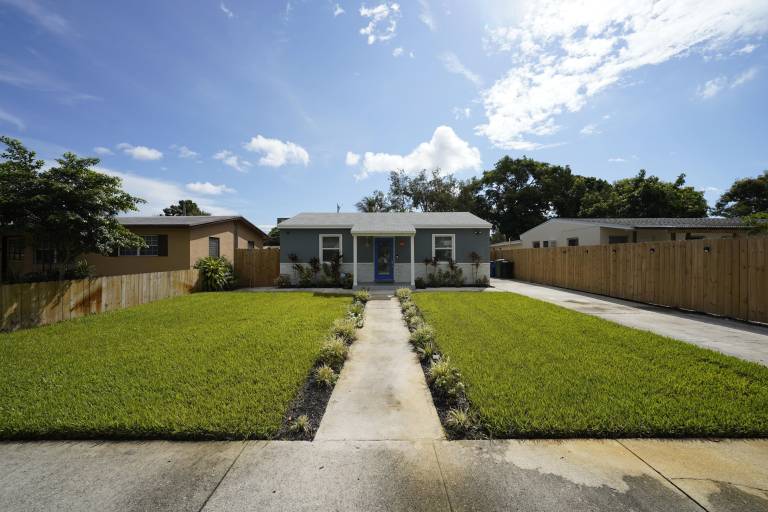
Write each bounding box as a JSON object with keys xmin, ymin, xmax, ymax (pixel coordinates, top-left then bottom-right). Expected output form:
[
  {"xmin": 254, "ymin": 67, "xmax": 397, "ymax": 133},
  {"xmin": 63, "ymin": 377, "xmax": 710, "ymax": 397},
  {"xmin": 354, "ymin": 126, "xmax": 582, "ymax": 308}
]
[{"xmin": 1, "ymin": 0, "xmax": 766, "ymax": 230}]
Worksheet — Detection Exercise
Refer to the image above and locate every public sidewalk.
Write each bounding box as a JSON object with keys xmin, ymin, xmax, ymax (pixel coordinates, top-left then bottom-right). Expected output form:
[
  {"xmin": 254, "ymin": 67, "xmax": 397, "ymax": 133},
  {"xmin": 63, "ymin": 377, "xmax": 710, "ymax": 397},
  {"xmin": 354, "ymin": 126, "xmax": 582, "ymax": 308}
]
[
  {"xmin": 315, "ymin": 297, "xmax": 444, "ymax": 441},
  {"xmin": 489, "ymin": 278, "xmax": 768, "ymax": 366}
]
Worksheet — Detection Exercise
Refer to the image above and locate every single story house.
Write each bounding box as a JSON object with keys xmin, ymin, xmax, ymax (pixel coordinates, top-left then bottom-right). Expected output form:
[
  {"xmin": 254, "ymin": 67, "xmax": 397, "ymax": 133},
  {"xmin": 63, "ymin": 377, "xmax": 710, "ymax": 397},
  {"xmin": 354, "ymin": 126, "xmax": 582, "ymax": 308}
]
[
  {"xmin": 277, "ymin": 212, "xmax": 491, "ymax": 286},
  {"xmin": 519, "ymin": 217, "xmax": 755, "ymax": 248},
  {"xmin": 1, "ymin": 215, "xmax": 266, "ymax": 281}
]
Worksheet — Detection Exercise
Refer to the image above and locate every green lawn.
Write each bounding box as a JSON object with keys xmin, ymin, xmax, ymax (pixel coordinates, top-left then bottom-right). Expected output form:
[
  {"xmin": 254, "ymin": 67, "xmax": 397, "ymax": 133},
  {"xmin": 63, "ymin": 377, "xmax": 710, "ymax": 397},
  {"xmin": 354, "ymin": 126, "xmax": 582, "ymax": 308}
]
[
  {"xmin": 0, "ymin": 292, "xmax": 349, "ymax": 439},
  {"xmin": 413, "ymin": 292, "xmax": 768, "ymax": 438}
]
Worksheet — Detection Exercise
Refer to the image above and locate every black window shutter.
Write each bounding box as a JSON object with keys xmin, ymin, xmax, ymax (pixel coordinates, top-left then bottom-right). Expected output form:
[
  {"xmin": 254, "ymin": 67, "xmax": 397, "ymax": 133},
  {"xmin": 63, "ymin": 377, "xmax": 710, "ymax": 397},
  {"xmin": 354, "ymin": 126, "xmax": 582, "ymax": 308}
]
[{"xmin": 158, "ymin": 235, "xmax": 168, "ymax": 256}]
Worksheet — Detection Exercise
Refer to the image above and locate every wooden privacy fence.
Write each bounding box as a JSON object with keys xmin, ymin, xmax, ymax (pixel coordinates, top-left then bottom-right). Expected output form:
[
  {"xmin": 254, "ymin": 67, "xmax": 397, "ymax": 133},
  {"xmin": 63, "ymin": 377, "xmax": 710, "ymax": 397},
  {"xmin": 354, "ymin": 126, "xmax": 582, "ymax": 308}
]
[
  {"xmin": 1, "ymin": 269, "xmax": 200, "ymax": 331},
  {"xmin": 492, "ymin": 238, "xmax": 768, "ymax": 324},
  {"xmin": 234, "ymin": 248, "xmax": 280, "ymax": 287}
]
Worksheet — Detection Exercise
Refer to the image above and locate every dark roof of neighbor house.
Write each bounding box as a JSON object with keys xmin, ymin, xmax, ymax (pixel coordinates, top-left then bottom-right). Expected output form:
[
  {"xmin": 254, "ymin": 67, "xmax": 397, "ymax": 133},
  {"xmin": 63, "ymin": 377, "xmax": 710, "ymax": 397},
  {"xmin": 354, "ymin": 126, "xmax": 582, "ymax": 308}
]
[
  {"xmin": 278, "ymin": 212, "xmax": 492, "ymax": 234},
  {"xmin": 118, "ymin": 216, "xmax": 267, "ymax": 237},
  {"xmin": 551, "ymin": 218, "xmax": 754, "ymax": 230}
]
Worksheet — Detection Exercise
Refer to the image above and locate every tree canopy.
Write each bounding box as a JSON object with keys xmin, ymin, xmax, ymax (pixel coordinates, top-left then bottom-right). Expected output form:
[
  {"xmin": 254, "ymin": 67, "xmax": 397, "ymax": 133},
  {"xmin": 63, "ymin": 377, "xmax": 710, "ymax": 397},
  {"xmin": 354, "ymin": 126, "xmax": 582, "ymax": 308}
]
[
  {"xmin": 162, "ymin": 199, "xmax": 210, "ymax": 216},
  {"xmin": 713, "ymin": 171, "xmax": 768, "ymax": 217},
  {"xmin": 0, "ymin": 136, "xmax": 145, "ymax": 273}
]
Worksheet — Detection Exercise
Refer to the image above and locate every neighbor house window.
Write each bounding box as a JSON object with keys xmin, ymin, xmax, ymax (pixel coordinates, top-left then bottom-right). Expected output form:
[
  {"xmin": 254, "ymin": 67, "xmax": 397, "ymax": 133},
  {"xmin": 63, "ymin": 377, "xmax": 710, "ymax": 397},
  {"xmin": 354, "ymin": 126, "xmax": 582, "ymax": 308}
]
[
  {"xmin": 532, "ymin": 241, "xmax": 541, "ymax": 248},
  {"xmin": 34, "ymin": 241, "xmax": 56, "ymax": 264},
  {"xmin": 209, "ymin": 237, "xmax": 220, "ymax": 258},
  {"xmin": 6, "ymin": 237, "xmax": 24, "ymax": 261},
  {"xmin": 320, "ymin": 234, "xmax": 342, "ymax": 263},
  {"xmin": 542, "ymin": 241, "xmax": 549, "ymax": 248},
  {"xmin": 432, "ymin": 234, "xmax": 455, "ymax": 262},
  {"xmin": 567, "ymin": 238, "xmax": 579, "ymax": 246},
  {"xmin": 247, "ymin": 241, "xmax": 255, "ymax": 250},
  {"xmin": 549, "ymin": 240, "xmax": 557, "ymax": 248},
  {"xmin": 608, "ymin": 236, "xmax": 628, "ymax": 244},
  {"xmin": 120, "ymin": 235, "xmax": 160, "ymax": 256}
]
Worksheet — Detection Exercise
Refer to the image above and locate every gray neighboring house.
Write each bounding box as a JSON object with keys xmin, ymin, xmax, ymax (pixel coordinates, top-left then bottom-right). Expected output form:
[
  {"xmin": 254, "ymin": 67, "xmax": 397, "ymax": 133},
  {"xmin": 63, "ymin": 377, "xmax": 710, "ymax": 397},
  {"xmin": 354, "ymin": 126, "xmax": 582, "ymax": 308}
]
[{"xmin": 277, "ymin": 212, "xmax": 492, "ymax": 287}]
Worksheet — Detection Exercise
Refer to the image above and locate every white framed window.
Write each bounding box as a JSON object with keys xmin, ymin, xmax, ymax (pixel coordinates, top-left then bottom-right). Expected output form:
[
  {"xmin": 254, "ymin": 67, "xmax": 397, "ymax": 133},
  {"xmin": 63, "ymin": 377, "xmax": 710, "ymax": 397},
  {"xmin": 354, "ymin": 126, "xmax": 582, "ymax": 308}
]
[
  {"xmin": 319, "ymin": 234, "xmax": 343, "ymax": 263},
  {"xmin": 120, "ymin": 235, "xmax": 159, "ymax": 256},
  {"xmin": 432, "ymin": 234, "xmax": 455, "ymax": 262}
]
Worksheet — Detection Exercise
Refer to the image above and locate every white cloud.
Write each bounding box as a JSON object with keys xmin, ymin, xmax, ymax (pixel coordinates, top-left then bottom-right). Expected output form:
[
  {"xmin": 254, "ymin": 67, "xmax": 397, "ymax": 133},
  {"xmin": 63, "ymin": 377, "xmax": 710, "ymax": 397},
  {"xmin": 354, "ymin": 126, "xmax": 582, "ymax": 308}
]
[
  {"xmin": 117, "ymin": 143, "xmax": 163, "ymax": 161},
  {"xmin": 452, "ymin": 106, "xmax": 471, "ymax": 119},
  {"xmin": 359, "ymin": 2, "xmax": 400, "ymax": 45},
  {"xmin": 242, "ymin": 135, "xmax": 310, "ymax": 167},
  {"xmin": 98, "ymin": 167, "xmax": 237, "ymax": 216},
  {"xmin": 0, "ymin": 106, "xmax": 25, "ymax": 130},
  {"xmin": 735, "ymin": 43, "xmax": 758, "ymax": 55},
  {"xmin": 345, "ymin": 151, "xmax": 361, "ymax": 166},
  {"xmin": 220, "ymin": 2, "xmax": 234, "ymax": 18},
  {"xmin": 696, "ymin": 66, "xmax": 758, "ymax": 99},
  {"xmin": 333, "ymin": 3, "xmax": 345, "ymax": 16},
  {"xmin": 352, "ymin": 125, "xmax": 482, "ymax": 179},
  {"xmin": 185, "ymin": 181, "xmax": 235, "ymax": 195},
  {"xmin": 579, "ymin": 123, "xmax": 600, "ymax": 135},
  {"xmin": 440, "ymin": 52, "xmax": 482, "ymax": 86},
  {"xmin": 608, "ymin": 157, "xmax": 626, "ymax": 162},
  {"xmin": 213, "ymin": 150, "xmax": 252, "ymax": 172},
  {"xmin": 171, "ymin": 144, "xmax": 199, "ymax": 159},
  {"xmin": 392, "ymin": 47, "xmax": 404, "ymax": 57},
  {"xmin": 477, "ymin": 0, "xmax": 768, "ymax": 150},
  {"xmin": 418, "ymin": 0, "xmax": 436, "ymax": 31},
  {"xmin": 93, "ymin": 146, "xmax": 113, "ymax": 155},
  {"xmin": 0, "ymin": 0, "xmax": 70, "ymax": 35}
]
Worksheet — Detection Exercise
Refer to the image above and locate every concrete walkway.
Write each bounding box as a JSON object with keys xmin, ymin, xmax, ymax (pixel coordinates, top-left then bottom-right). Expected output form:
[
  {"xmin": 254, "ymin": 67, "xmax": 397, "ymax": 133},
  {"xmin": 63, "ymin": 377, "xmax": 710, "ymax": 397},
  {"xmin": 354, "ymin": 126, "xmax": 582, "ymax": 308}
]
[
  {"xmin": 315, "ymin": 297, "xmax": 444, "ymax": 441},
  {"xmin": 489, "ymin": 279, "xmax": 768, "ymax": 366},
  {"xmin": 2, "ymin": 439, "xmax": 767, "ymax": 511}
]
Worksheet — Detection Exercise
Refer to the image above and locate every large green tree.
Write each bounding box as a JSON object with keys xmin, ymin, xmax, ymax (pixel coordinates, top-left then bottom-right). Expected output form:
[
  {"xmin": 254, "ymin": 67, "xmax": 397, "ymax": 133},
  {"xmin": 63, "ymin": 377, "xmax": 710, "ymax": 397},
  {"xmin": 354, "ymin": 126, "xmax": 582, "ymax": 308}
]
[
  {"xmin": 162, "ymin": 199, "xmax": 210, "ymax": 216},
  {"xmin": 0, "ymin": 136, "xmax": 146, "ymax": 273},
  {"xmin": 713, "ymin": 171, "xmax": 768, "ymax": 217}
]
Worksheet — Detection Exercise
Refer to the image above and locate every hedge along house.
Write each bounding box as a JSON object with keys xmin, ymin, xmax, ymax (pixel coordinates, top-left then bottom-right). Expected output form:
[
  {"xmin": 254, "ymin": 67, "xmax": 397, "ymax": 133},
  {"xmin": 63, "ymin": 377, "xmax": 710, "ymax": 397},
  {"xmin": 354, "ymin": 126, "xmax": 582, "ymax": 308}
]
[{"xmin": 277, "ymin": 212, "xmax": 492, "ymax": 287}]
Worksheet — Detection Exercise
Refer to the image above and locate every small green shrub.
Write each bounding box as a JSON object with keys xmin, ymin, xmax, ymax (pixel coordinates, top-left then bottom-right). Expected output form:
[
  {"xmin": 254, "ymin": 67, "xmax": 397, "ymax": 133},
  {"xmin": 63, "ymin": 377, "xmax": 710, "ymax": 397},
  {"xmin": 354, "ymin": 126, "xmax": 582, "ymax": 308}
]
[
  {"xmin": 395, "ymin": 288, "xmax": 411, "ymax": 301},
  {"xmin": 475, "ymin": 275, "xmax": 490, "ymax": 287},
  {"xmin": 400, "ymin": 298, "xmax": 414, "ymax": 312},
  {"xmin": 416, "ymin": 340, "xmax": 437, "ymax": 362},
  {"xmin": 428, "ymin": 358, "xmax": 465, "ymax": 399},
  {"xmin": 294, "ymin": 264, "xmax": 314, "ymax": 287},
  {"xmin": 348, "ymin": 302, "xmax": 365, "ymax": 328},
  {"xmin": 403, "ymin": 304, "xmax": 419, "ymax": 322},
  {"xmin": 318, "ymin": 337, "xmax": 349, "ymax": 370},
  {"xmin": 289, "ymin": 414, "xmax": 312, "ymax": 435},
  {"xmin": 330, "ymin": 318, "xmax": 357, "ymax": 343},
  {"xmin": 414, "ymin": 277, "xmax": 426, "ymax": 289},
  {"xmin": 274, "ymin": 274, "xmax": 292, "ymax": 288},
  {"xmin": 409, "ymin": 325, "xmax": 435, "ymax": 349},
  {"xmin": 194, "ymin": 256, "xmax": 235, "ymax": 291},
  {"xmin": 353, "ymin": 289, "xmax": 371, "ymax": 304},
  {"xmin": 445, "ymin": 408, "xmax": 475, "ymax": 434},
  {"xmin": 407, "ymin": 314, "xmax": 425, "ymax": 331},
  {"xmin": 315, "ymin": 364, "xmax": 338, "ymax": 388},
  {"xmin": 340, "ymin": 273, "xmax": 354, "ymax": 289}
]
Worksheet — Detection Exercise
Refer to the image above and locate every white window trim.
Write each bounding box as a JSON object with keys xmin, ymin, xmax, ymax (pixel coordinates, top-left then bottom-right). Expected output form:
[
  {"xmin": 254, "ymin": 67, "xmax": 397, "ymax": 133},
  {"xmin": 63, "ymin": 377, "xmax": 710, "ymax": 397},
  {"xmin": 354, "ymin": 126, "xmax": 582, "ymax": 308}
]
[
  {"xmin": 319, "ymin": 234, "xmax": 343, "ymax": 264},
  {"xmin": 120, "ymin": 234, "xmax": 160, "ymax": 257},
  {"xmin": 431, "ymin": 233, "xmax": 456, "ymax": 262}
]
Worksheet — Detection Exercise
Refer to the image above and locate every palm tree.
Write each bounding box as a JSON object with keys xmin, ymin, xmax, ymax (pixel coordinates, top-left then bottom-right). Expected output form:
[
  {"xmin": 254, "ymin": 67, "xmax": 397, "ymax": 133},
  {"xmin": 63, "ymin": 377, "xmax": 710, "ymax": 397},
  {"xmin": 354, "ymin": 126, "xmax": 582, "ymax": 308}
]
[{"xmin": 355, "ymin": 190, "xmax": 389, "ymax": 212}]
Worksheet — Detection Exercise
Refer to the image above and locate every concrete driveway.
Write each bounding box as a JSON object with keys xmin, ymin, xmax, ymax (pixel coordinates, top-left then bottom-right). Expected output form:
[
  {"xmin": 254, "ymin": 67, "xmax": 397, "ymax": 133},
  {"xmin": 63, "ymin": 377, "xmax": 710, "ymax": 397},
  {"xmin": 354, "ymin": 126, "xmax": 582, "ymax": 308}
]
[
  {"xmin": 1, "ymin": 439, "xmax": 767, "ymax": 511},
  {"xmin": 490, "ymin": 279, "xmax": 768, "ymax": 366}
]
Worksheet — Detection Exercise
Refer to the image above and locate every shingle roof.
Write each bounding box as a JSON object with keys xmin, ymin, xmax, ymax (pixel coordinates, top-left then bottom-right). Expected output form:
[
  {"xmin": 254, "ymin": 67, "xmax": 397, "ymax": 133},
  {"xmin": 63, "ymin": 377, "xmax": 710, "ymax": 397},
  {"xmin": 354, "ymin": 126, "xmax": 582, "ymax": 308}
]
[
  {"xmin": 555, "ymin": 218, "xmax": 753, "ymax": 229},
  {"xmin": 278, "ymin": 212, "xmax": 491, "ymax": 233},
  {"xmin": 118, "ymin": 216, "xmax": 267, "ymax": 237}
]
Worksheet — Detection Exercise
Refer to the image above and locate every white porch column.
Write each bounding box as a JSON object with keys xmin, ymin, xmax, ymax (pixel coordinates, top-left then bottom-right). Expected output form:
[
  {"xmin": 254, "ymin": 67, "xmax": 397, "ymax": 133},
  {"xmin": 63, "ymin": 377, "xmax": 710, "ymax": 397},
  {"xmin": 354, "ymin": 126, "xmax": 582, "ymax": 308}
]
[
  {"xmin": 353, "ymin": 235, "xmax": 358, "ymax": 287},
  {"xmin": 410, "ymin": 234, "xmax": 415, "ymax": 287}
]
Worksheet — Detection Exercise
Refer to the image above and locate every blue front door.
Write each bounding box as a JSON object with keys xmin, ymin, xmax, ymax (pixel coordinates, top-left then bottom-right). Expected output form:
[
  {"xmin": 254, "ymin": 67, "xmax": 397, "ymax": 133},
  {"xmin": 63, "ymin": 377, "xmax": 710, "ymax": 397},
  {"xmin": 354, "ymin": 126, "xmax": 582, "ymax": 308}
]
[{"xmin": 374, "ymin": 237, "xmax": 395, "ymax": 282}]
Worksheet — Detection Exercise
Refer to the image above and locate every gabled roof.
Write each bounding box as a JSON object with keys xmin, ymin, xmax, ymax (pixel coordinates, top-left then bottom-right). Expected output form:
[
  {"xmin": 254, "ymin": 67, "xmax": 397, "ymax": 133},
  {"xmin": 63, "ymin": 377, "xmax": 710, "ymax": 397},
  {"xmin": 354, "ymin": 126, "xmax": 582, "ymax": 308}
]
[
  {"xmin": 552, "ymin": 217, "xmax": 753, "ymax": 229},
  {"xmin": 278, "ymin": 212, "xmax": 492, "ymax": 234},
  {"xmin": 118, "ymin": 216, "xmax": 267, "ymax": 237}
]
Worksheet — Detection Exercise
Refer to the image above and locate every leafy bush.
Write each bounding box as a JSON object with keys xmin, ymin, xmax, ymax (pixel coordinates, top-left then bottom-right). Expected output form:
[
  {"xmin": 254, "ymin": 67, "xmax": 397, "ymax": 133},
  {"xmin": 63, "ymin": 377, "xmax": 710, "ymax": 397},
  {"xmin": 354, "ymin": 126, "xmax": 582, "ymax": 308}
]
[
  {"xmin": 409, "ymin": 325, "xmax": 435, "ymax": 349},
  {"xmin": 416, "ymin": 340, "xmax": 437, "ymax": 362},
  {"xmin": 315, "ymin": 364, "xmax": 338, "ymax": 388},
  {"xmin": 348, "ymin": 301, "xmax": 365, "ymax": 327},
  {"xmin": 428, "ymin": 358, "xmax": 465, "ymax": 399},
  {"xmin": 194, "ymin": 256, "xmax": 235, "ymax": 291},
  {"xmin": 274, "ymin": 274, "xmax": 292, "ymax": 288},
  {"xmin": 340, "ymin": 273, "xmax": 354, "ymax": 289},
  {"xmin": 407, "ymin": 314, "xmax": 425, "ymax": 331},
  {"xmin": 475, "ymin": 275, "xmax": 490, "ymax": 287},
  {"xmin": 294, "ymin": 264, "xmax": 314, "ymax": 287},
  {"xmin": 426, "ymin": 266, "xmax": 465, "ymax": 288},
  {"xmin": 289, "ymin": 414, "xmax": 312, "ymax": 435},
  {"xmin": 445, "ymin": 408, "xmax": 475, "ymax": 434},
  {"xmin": 319, "ymin": 337, "xmax": 348, "ymax": 370},
  {"xmin": 414, "ymin": 277, "xmax": 426, "ymax": 289},
  {"xmin": 395, "ymin": 288, "xmax": 411, "ymax": 301},
  {"xmin": 403, "ymin": 304, "xmax": 420, "ymax": 323},
  {"xmin": 353, "ymin": 289, "xmax": 371, "ymax": 304},
  {"xmin": 400, "ymin": 298, "xmax": 414, "ymax": 312},
  {"xmin": 330, "ymin": 318, "xmax": 357, "ymax": 344},
  {"xmin": 63, "ymin": 259, "xmax": 91, "ymax": 280}
]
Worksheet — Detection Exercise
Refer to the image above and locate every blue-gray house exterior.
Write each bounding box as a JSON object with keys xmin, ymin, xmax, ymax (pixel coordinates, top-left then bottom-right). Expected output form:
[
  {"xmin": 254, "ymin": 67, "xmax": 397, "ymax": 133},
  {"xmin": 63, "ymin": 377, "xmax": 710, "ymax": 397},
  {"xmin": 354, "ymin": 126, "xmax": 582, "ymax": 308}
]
[{"xmin": 277, "ymin": 212, "xmax": 491, "ymax": 286}]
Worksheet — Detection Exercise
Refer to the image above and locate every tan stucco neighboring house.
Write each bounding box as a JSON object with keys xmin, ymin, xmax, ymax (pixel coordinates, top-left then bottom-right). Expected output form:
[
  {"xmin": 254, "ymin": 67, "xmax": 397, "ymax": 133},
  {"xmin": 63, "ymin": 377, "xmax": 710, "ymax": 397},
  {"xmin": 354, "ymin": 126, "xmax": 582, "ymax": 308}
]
[
  {"xmin": 1, "ymin": 216, "xmax": 266, "ymax": 281},
  {"xmin": 519, "ymin": 217, "xmax": 756, "ymax": 248}
]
